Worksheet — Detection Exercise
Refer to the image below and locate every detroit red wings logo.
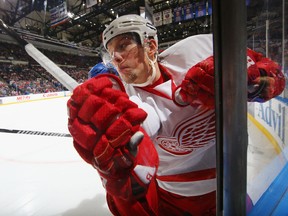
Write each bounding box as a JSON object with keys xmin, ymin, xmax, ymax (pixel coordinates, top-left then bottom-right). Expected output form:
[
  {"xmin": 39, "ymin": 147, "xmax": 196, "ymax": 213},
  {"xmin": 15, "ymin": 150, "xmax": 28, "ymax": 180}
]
[{"xmin": 157, "ymin": 109, "xmax": 216, "ymax": 155}]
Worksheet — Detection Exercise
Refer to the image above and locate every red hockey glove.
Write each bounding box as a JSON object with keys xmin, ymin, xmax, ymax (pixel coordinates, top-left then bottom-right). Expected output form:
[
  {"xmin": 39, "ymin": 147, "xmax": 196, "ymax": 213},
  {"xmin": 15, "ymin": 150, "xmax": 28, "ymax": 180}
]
[
  {"xmin": 68, "ymin": 74, "xmax": 147, "ymax": 177},
  {"xmin": 247, "ymin": 49, "xmax": 285, "ymax": 102},
  {"xmin": 67, "ymin": 74, "xmax": 159, "ymax": 202},
  {"xmin": 173, "ymin": 56, "xmax": 215, "ymax": 109}
]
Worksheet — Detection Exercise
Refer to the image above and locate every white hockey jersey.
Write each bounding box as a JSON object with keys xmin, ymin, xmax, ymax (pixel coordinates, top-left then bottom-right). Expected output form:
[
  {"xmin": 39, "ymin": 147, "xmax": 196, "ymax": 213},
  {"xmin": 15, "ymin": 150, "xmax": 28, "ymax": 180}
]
[{"xmin": 125, "ymin": 34, "xmax": 216, "ymax": 197}]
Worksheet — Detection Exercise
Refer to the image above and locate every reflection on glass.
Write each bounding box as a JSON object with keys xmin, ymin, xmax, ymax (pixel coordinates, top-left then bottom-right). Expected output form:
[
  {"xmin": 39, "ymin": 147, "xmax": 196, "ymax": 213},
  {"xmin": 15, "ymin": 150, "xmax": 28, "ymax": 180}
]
[{"xmin": 246, "ymin": 0, "xmax": 288, "ymax": 215}]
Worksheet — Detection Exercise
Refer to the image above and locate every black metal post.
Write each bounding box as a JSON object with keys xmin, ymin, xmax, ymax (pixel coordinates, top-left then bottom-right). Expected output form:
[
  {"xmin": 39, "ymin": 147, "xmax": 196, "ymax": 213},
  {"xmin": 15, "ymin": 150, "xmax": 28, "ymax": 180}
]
[{"xmin": 212, "ymin": 0, "xmax": 248, "ymax": 215}]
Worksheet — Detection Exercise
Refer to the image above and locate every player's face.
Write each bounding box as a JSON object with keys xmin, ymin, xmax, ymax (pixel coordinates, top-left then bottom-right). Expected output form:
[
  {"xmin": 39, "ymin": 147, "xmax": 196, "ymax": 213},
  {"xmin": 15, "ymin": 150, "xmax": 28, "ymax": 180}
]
[{"xmin": 107, "ymin": 34, "xmax": 151, "ymax": 85}]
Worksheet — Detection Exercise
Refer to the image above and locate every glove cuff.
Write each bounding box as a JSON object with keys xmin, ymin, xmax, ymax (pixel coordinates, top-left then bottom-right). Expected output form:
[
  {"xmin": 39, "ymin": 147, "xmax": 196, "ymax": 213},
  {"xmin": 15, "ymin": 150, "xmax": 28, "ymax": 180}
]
[
  {"xmin": 248, "ymin": 69, "xmax": 268, "ymax": 102},
  {"xmin": 97, "ymin": 163, "xmax": 157, "ymax": 201},
  {"xmin": 96, "ymin": 73, "xmax": 126, "ymax": 92},
  {"xmin": 172, "ymin": 85, "xmax": 189, "ymax": 107}
]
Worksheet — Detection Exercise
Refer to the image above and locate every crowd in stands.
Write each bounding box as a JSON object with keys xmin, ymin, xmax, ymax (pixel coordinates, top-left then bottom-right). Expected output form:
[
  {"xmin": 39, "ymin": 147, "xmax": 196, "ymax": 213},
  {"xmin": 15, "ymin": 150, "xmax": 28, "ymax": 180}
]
[
  {"xmin": 0, "ymin": 41, "xmax": 99, "ymax": 97},
  {"xmin": 0, "ymin": 63, "xmax": 89, "ymax": 97}
]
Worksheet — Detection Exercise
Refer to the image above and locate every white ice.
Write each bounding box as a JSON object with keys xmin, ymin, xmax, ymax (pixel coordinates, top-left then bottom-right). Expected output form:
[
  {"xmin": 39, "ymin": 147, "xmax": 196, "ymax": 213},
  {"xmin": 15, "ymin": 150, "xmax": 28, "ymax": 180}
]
[{"xmin": 0, "ymin": 97, "xmax": 112, "ymax": 216}]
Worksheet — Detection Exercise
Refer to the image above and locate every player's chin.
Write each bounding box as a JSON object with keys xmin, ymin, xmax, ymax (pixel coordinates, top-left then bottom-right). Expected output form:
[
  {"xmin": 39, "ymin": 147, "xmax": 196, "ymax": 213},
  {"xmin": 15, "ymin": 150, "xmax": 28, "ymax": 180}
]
[{"xmin": 121, "ymin": 74, "xmax": 138, "ymax": 84}]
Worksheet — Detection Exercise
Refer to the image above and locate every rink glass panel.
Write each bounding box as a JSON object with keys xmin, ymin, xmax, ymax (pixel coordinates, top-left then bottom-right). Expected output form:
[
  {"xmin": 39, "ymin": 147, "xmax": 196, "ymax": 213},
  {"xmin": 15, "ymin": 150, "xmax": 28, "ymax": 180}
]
[{"xmin": 246, "ymin": 0, "xmax": 288, "ymax": 214}]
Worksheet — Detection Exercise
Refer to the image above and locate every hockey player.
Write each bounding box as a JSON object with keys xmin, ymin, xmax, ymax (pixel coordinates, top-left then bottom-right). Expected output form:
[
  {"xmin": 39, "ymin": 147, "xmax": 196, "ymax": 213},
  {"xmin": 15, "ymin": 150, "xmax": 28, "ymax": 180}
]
[{"xmin": 67, "ymin": 14, "xmax": 285, "ymax": 215}]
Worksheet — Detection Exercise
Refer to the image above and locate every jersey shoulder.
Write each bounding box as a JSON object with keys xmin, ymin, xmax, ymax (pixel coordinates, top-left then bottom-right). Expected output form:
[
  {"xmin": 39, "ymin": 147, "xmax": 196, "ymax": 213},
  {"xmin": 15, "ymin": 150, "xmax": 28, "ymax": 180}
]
[{"xmin": 158, "ymin": 34, "xmax": 213, "ymax": 84}]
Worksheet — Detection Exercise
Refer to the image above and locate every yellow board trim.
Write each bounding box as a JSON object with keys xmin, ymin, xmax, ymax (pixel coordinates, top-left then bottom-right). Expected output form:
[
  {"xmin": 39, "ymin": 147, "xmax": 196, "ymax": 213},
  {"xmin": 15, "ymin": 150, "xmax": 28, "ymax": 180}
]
[
  {"xmin": 247, "ymin": 113, "xmax": 281, "ymax": 154},
  {"xmin": 0, "ymin": 95, "xmax": 70, "ymax": 106}
]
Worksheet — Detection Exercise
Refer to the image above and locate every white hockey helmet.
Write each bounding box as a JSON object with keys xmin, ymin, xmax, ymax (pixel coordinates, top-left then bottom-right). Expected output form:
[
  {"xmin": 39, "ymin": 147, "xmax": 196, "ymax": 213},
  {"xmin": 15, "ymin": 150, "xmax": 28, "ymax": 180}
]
[{"xmin": 102, "ymin": 14, "xmax": 158, "ymax": 50}]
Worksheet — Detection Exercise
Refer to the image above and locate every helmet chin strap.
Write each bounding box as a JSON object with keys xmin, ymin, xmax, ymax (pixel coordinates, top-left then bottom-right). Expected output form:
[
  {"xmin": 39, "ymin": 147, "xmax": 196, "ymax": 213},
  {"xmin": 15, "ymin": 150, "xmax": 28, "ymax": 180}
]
[{"xmin": 131, "ymin": 52, "xmax": 157, "ymax": 87}]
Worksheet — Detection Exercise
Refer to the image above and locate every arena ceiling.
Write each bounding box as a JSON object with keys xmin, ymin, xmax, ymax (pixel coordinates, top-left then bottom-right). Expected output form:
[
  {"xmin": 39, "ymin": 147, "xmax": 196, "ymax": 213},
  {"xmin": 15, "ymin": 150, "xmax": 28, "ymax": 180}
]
[
  {"xmin": 0, "ymin": 0, "xmax": 285, "ymax": 51},
  {"xmin": 0, "ymin": 0, "xmax": 144, "ymax": 47}
]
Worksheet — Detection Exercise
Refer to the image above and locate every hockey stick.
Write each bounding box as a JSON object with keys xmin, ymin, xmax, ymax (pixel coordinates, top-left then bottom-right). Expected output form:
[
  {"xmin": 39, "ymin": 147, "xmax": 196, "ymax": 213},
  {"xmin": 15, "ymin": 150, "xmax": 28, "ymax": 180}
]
[
  {"xmin": 0, "ymin": 19, "xmax": 78, "ymax": 91},
  {"xmin": 0, "ymin": 128, "xmax": 71, "ymax": 137}
]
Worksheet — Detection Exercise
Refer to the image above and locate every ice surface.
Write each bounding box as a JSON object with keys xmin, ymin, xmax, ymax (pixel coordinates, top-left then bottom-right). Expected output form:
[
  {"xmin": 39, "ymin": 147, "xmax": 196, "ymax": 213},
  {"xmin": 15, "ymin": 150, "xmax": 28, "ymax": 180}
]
[{"xmin": 0, "ymin": 97, "xmax": 111, "ymax": 216}]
